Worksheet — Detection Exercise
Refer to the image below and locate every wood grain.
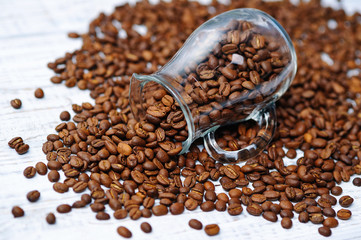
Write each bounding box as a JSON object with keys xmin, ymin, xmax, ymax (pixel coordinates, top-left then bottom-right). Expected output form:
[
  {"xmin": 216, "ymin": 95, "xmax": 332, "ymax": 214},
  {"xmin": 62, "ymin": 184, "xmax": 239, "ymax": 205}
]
[{"xmin": 0, "ymin": 0, "xmax": 360, "ymax": 240}]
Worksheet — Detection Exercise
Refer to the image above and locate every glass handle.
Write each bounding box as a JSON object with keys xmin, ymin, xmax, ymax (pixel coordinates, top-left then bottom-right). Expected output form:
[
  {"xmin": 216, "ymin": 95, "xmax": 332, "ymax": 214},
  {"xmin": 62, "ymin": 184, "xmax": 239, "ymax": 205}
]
[{"xmin": 203, "ymin": 103, "xmax": 276, "ymax": 163}]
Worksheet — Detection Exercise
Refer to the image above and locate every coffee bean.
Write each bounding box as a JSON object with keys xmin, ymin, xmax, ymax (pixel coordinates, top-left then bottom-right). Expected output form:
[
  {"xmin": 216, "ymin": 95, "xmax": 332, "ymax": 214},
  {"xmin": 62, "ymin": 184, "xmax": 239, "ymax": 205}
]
[
  {"xmin": 170, "ymin": 202, "xmax": 185, "ymax": 215},
  {"xmin": 35, "ymin": 162, "xmax": 47, "ymax": 175},
  {"xmin": 48, "ymin": 170, "xmax": 60, "ymax": 182},
  {"xmin": 140, "ymin": 222, "xmax": 152, "ymax": 233},
  {"xmin": 27, "ymin": 190, "xmax": 40, "ymax": 202},
  {"xmin": 353, "ymin": 177, "xmax": 361, "ymax": 187},
  {"xmin": 117, "ymin": 142, "xmax": 132, "ymax": 156},
  {"xmin": 12, "ymin": 206, "xmax": 24, "ymax": 218},
  {"xmin": 96, "ymin": 211, "xmax": 110, "ymax": 220},
  {"xmin": 337, "ymin": 209, "xmax": 352, "ymax": 220},
  {"xmin": 204, "ymin": 224, "xmax": 220, "ymax": 236},
  {"xmin": 263, "ymin": 211, "xmax": 278, "ymax": 222},
  {"xmin": 117, "ymin": 226, "xmax": 132, "ymax": 238},
  {"xmin": 53, "ymin": 182, "xmax": 69, "ymax": 193},
  {"xmin": 215, "ymin": 200, "xmax": 227, "ymax": 211},
  {"xmin": 309, "ymin": 213, "xmax": 324, "ymax": 224},
  {"xmin": 129, "ymin": 208, "xmax": 142, "ymax": 220},
  {"xmin": 15, "ymin": 143, "xmax": 29, "ymax": 155},
  {"xmin": 8, "ymin": 137, "xmax": 23, "ymax": 148},
  {"xmin": 323, "ymin": 217, "xmax": 338, "ymax": 228},
  {"xmin": 152, "ymin": 205, "xmax": 168, "ymax": 216},
  {"xmin": 114, "ymin": 209, "xmax": 128, "ymax": 219},
  {"xmin": 10, "ymin": 98, "xmax": 22, "ymax": 109},
  {"xmin": 330, "ymin": 186, "xmax": 342, "ymax": 196},
  {"xmin": 72, "ymin": 181, "xmax": 87, "ymax": 193},
  {"xmin": 56, "ymin": 204, "xmax": 71, "ymax": 213},
  {"xmin": 246, "ymin": 203, "xmax": 263, "ymax": 216},
  {"xmin": 189, "ymin": 219, "xmax": 203, "ymax": 230},
  {"xmin": 281, "ymin": 217, "xmax": 292, "ymax": 229},
  {"xmin": 34, "ymin": 88, "xmax": 44, "ymax": 98},
  {"xmin": 318, "ymin": 226, "xmax": 332, "ymax": 237},
  {"xmin": 23, "ymin": 166, "xmax": 36, "ymax": 178},
  {"xmin": 298, "ymin": 212, "xmax": 309, "ymax": 223},
  {"xmin": 72, "ymin": 200, "xmax": 87, "ymax": 208},
  {"xmin": 60, "ymin": 111, "xmax": 71, "ymax": 121},
  {"xmin": 339, "ymin": 195, "xmax": 354, "ymax": 207},
  {"xmin": 200, "ymin": 201, "xmax": 215, "ymax": 212},
  {"xmin": 91, "ymin": 203, "xmax": 105, "ymax": 212},
  {"xmin": 46, "ymin": 213, "xmax": 56, "ymax": 224},
  {"xmin": 228, "ymin": 203, "xmax": 243, "ymax": 216}
]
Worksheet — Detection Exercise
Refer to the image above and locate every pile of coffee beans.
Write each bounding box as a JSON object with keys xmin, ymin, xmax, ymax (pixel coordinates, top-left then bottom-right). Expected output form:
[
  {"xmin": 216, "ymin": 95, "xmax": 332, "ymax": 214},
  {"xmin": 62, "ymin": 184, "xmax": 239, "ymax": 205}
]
[{"xmin": 11, "ymin": 0, "xmax": 361, "ymax": 238}]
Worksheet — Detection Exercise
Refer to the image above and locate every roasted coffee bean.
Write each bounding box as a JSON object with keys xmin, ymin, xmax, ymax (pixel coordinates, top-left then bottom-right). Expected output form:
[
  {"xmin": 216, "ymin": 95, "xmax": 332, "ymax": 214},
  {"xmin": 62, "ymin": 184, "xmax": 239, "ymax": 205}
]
[
  {"xmin": 72, "ymin": 200, "xmax": 87, "ymax": 208},
  {"xmin": 53, "ymin": 182, "xmax": 69, "ymax": 193},
  {"xmin": 27, "ymin": 190, "xmax": 40, "ymax": 202},
  {"xmin": 263, "ymin": 211, "xmax": 278, "ymax": 222},
  {"xmin": 8, "ymin": 137, "xmax": 23, "ymax": 148},
  {"xmin": 96, "ymin": 211, "xmax": 110, "ymax": 220},
  {"xmin": 353, "ymin": 177, "xmax": 361, "ymax": 187},
  {"xmin": 152, "ymin": 205, "xmax": 168, "ymax": 216},
  {"xmin": 81, "ymin": 194, "xmax": 92, "ymax": 204},
  {"xmin": 34, "ymin": 88, "xmax": 44, "ymax": 98},
  {"xmin": 129, "ymin": 208, "xmax": 142, "ymax": 220},
  {"xmin": 309, "ymin": 213, "xmax": 324, "ymax": 224},
  {"xmin": 15, "ymin": 143, "xmax": 29, "ymax": 155},
  {"xmin": 117, "ymin": 226, "xmax": 132, "ymax": 238},
  {"xmin": 339, "ymin": 195, "xmax": 354, "ymax": 207},
  {"xmin": 189, "ymin": 219, "xmax": 203, "ymax": 230},
  {"xmin": 140, "ymin": 222, "xmax": 152, "ymax": 233},
  {"xmin": 204, "ymin": 224, "xmax": 220, "ymax": 236},
  {"xmin": 91, "ymin": 203, "xmax": 105, "ymax": 212},
  {"xmin": 281, "ymin": 217, "xmax": 292, "ymax": 229},
  {"xmin": 114, "ymin": 209, "xmax": 128, "ymax": 219},
  {"xmin": 318, "ymin": 226, "xmax": 332, "ymax": 237},
  {"xmin": 298, "ymin": 212, "xmax": 309, "ymax": 223},
  {"xmin": 23, "ymin": 166, "xmax": 36, "ymax": 178},
  {"xmin": 247, "ymin": 203, "xmax": 263, "ymax": 216},
  {"xmin": 330, "ymin": 186, "xmax": 342, "ymax": 196},
  {"xmin": 323, "ymin": 217, "xmax": 338, "ymax": 228},
  {"xmin": 12, "ymin": 206, "xmax": 24, "ymax": 218},
  {"xmin": 170, "ymin": 202, "xmax": 185, "ymax": 215},
  {"xmin": 48, "ymin": 170, "xmax": 60, "ymax": 182},
  {"xmin": 337, "ymin": 209, "xmax": 352, "ymax": 220},
  {"xmin": 228, "ymin": 203, "xmax": 243, "ymax": 216},
  {"xmin": 56, "ymin": 204, "xmax": 71, "ymax": 213},
  {"xmin": 60, "ymin": 111, "xmax": 71, "ymax": 121},
  {"xmin": 46, "ymin": 213, "xmax": 56, "ymax": 224},
  {"xmin": 35, "ymin": 162, "xmax": 47, "ymax": 175},
  {"xmin": 10, "ymin": 98, "xmax": 22, "ymax": 109}
]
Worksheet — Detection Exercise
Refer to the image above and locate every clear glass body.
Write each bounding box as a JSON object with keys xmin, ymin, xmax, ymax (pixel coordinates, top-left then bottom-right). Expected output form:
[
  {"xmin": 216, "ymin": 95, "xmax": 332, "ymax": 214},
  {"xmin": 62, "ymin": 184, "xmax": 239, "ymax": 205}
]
[{"xmin": 130, "ymin": 8, "xmax": 297, "ymax": 162}]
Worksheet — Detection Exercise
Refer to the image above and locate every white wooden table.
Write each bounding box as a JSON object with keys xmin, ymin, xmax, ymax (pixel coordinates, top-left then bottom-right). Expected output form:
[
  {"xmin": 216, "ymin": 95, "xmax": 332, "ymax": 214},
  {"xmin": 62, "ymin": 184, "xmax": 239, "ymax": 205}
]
[{"xmin": 0, "ymin": 0, "xmax": 361, "ymax": 239}]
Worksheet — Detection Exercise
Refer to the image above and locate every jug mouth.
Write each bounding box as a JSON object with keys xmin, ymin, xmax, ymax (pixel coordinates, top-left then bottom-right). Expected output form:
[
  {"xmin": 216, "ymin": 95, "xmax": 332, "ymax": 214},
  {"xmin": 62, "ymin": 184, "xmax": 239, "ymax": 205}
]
[{"xmin": 130, "ymin": 73, "xmax": 195, "ymax": 154}]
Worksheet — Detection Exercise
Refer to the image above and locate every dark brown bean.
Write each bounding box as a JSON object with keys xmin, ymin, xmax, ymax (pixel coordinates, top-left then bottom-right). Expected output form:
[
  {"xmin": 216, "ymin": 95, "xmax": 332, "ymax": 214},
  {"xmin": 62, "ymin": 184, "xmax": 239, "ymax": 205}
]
[
  {"xmin": 46, "ymin": 213, "xmax": 56, "ymax": 224},
  {"xmin": 281, "ymin": 217, "xmax": 292, "ymax": 229},
  {"xmin": 34, "ymin": 88, "xmax": 44, "ymax": 98},
  {"xmin": 56, "ymin": 204, "xmax": 71, "ymax": 213},
  {"xmin": 189, "ymin": 219, "xmax": 203, "ymax": 230},
  {"xmin": 204, "ymin": 224, "xmax": 220, "ymax": 236},
  {"xmin": 140, "ymin": 222, "xmax": 152, "ymax": 233},
  {"xmin": 12, "ymin": 206, "xmax": 24, "ymax": 218},
  {"xmin": 117, "ymin": 226, "xmax": 132, "ymax": 238},
  {"xmin": 318, "ymin": 226, "xmax": 332, "ymax": 237},
  {"xmin": 23, "ymin": 166, "xmax": 36, "ymax": 178},
  {"xmin": 27, "ymin": 190, "xmax": 40, "ymax": 202},
  {"xmin": 10, "ymin": 99, "xmax": 22, "ymax": 109}
]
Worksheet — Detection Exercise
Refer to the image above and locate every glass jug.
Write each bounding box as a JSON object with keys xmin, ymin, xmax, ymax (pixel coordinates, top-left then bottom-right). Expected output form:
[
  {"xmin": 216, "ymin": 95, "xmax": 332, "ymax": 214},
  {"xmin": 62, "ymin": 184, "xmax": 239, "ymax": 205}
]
[{"xmin": 129, "ymin": 8, "xmax": 297, "ymax": 162}]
